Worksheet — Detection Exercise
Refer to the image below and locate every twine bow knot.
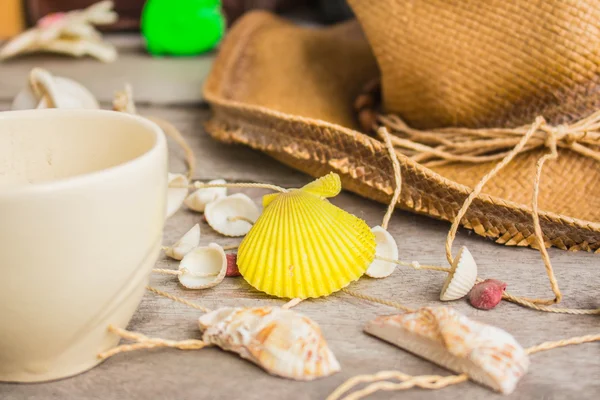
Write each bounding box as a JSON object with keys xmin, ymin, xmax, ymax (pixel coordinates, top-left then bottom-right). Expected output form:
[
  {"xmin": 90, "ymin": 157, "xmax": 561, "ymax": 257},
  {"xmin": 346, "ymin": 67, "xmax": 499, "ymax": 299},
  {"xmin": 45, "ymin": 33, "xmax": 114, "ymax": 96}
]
[{"xmin": 378, "ymin": 110, "xmax": 600, "ymax": 308}]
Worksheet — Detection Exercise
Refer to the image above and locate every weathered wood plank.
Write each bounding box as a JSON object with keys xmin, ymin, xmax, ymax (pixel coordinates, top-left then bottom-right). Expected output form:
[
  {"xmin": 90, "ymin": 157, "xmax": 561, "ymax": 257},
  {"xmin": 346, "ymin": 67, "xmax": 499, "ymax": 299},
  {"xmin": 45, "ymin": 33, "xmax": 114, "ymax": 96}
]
[
  {"xmin": 0, "ymin": 85, "xmax": 598, "ymax": 400},
  {"xmin": 0, "ymin": 35, "xmax": 213, "ymax": 104}
]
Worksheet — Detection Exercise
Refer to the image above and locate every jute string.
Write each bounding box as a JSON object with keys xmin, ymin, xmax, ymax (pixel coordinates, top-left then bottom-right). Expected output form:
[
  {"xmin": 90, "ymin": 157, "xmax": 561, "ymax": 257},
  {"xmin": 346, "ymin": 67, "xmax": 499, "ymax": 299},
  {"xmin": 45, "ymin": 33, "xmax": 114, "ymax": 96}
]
[
  {"xmin": 152, "ymin": 268, "xmax": 218, "ymax": 278},
  {"xmin": 379, "ymin": 127, "xmax": 402, "ymax": 230},
  {"xmin": 328, "ymin": 334, "xmax": 600, "ymax": 400},
  {"xmin": 146, "ymin": 116, "xmax": 197, "ymax": 180},
  {"xmin": 367, "ymin": 117, "xmax": 600, "ymax": 314},
  {"xmin": 97, "ymin": 286, "xmax": 212, "ymax": 360},
  {"xmin": 161, "ymin": 244, "xmax": 239, "ymax": 252},
  {"xmin": 112, "ymin": 84, "xmax": 197, "ymax": 181},
  {"xmin": 165, "ymin": 127, "xmax": 597, "ymax": 314},
  {"xmin": 98, "ymin": 285, "xmax": 303, "ymax": 360}
]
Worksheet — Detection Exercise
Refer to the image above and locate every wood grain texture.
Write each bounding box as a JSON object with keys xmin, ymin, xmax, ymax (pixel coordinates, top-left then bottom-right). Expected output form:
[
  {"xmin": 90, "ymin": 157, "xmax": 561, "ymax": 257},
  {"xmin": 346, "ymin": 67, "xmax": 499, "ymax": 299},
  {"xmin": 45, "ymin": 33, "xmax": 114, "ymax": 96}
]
[
  {"xmin": 0, "ymin": 44, "xmax": 598, "ymax": 400},
  {"xmin": 0, "ymin": 35, "xmax": 213, "ymax": 104}
]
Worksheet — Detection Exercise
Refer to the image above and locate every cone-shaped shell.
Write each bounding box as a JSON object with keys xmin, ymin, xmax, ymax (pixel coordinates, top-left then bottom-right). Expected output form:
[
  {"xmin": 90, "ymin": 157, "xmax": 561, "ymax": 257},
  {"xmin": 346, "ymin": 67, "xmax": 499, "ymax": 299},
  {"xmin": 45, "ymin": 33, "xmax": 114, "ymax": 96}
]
[
  {"xmin": 178, "ymin": 243, "xmax": 227, "ymax": 289},
  {"xmin": 167, "ymin": 173, "xmax": 189, "ymax": 219},
  {"xmin": 185, "ymin": 179, "xmax": 227, "ymax": 212},
  {"xmin": 165, "ymin": 224, "xmax": 201, "ymax": 260},
  {"xmin": 198, "ymin": 306, "xmax": 341, "ymax": 380},
  {"xmin": 238, "ymin": 173, "xmax": 376, "ymax": 299},
  {"xmin": 365, "ymin": 226, "xmax": 398, "ymax": 278},
  {"xmin": 205, "ymin": 193, "xmax": 260, "ymax": 237},
  {"xmin": 440, "ymin": 246, "xmax": 478, "ymax": 301}
]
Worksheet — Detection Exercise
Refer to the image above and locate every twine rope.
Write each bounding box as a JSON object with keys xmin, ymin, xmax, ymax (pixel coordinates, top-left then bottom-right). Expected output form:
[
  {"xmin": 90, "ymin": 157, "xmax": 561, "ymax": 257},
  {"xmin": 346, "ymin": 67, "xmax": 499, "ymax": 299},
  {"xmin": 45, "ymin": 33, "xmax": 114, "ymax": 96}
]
[
  {"xmin": 374, "ymin": 255, "xmax": 451, "ymax": 273},
  {"xmin": 111, "ymin": 85, "xmax": 196, "ymax": 180},
  {"xmin": 379, "ymin": 127, "xmax": 402, "ymax": 230},
  {"xmin": 193, "ymin": 181, "xmax": 288, "ymax": 193},
  {"xmin": 377, "ymin": 112, "xmax": 600, "ymax": 313},
  {"xmin": 146, "ymin": 115, "xmax": 197, "ymax": 180},
  {"xmin": 99, "ymin": 285, "xmax": 306, "ymax": 360},
  {"xmin": 152, "ymin": 268, "xmax": 218, "ymax": 278},
  {"xmin": 328, "ymin": 334, "xmax": 600, "ymax": 400},
  {"xmin": 97, "ymin": 287, "xmax": 212, "ymax": 360},
  {"xmin": 342, "ymin": 289, "xmax": 414, "ymax": 313},
  {"xmin": 282, "ymin": 298, "xmax": 303, "ymax": 309},
  {"xmin": 169, "ymin": 181, "xmax": 288, "ymax": 193},
  {"xmin": 97, "ymin": 325, "xmax": 208, "ymax": 360},
  {"xmin": 162, "ymin": 244, "xmax": 239, "ymax": 252},
  {"xmin": 145, "ymin": 285, "xmax": 212, "ymax": 313}
]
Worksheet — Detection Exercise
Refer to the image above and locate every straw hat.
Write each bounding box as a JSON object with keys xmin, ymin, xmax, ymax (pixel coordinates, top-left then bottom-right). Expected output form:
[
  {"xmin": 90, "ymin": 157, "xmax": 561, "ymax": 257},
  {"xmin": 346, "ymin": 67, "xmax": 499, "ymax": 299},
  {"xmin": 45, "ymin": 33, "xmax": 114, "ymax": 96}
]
[{"xmin": 203, "ymin": 5, "xmax": 600, "ymax": 252}]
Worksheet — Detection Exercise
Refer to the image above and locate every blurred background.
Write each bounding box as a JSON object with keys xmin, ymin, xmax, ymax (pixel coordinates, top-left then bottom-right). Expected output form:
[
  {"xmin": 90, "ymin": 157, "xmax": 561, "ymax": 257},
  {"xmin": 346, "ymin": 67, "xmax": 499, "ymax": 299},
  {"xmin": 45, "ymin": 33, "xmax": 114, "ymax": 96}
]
[{"xmin": 0, "ymin": 0, "xmax": 354, "ymax": 39}]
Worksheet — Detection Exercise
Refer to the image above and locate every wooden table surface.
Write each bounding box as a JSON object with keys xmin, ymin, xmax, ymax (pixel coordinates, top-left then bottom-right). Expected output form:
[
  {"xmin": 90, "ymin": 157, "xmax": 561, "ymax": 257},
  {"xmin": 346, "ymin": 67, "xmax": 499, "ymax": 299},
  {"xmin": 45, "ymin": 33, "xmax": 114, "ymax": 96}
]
[{"xmin": 0, "ymin": 36, "xmax": 598, "ymax": 400}]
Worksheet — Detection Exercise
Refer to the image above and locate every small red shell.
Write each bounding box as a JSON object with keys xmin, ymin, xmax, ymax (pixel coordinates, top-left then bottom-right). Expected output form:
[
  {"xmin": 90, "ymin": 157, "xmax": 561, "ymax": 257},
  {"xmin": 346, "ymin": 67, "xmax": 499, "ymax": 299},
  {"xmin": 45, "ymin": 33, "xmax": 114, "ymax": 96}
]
[
  {"xmin": 226, "ymin": 253, "xmax": 241, "ymax": 277},
  {"xmin": 469, "ymin": 279, "xmax": 507, "ymax": 310}
]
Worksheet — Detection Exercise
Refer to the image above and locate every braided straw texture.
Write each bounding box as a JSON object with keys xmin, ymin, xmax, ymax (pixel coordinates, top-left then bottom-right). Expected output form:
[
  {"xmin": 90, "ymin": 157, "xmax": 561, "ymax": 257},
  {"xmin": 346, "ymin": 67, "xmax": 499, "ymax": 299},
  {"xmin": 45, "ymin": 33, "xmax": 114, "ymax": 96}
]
[
  {"xmin": 203, "ymin": 12, "xmax": 600, "ymax": 252},
  {"xmin": 349, "ymin": 0, "xmax": 600, "ymax": 130}
]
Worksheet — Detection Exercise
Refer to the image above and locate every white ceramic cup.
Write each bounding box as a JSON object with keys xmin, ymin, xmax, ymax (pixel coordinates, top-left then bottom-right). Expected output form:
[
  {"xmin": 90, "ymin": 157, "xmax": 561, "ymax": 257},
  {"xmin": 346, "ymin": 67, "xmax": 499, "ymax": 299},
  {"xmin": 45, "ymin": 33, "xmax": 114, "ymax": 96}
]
[{"xmin": 0, "ymin": 109, "xmax": 168, "ymax": 382}]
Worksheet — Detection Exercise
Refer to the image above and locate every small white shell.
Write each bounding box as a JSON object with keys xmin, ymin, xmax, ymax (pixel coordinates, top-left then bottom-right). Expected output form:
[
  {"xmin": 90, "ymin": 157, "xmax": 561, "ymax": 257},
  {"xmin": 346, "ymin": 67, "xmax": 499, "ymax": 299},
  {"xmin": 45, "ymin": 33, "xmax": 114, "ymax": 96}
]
[
  {"xmin": 205, "ymin": 193, "xmax": 260, "ymax": 237},
  {"xmin": 440, "ymin": 246, "xmax": 478, "ymax": 301},
  {"xmin": 12, "ymin": 68, "xmax": 99, "ymax": 110},
  {"xmin": 178, "ymin": 243, "xmax": 227, "ymax": 289},
  {"xmin": 365, "ymin": 226, "xmax": 398, "ymax": 278},
  {"xmin": 165, "ymin": 224, "xmax": 201, "ymax": 260},
  {"xmin": 184, "ymin": 179, "xmax": 227, "ymax": 212},
  {"xmin": 167, "ymin": 173, "xmax": 189, "ymax": 219}
]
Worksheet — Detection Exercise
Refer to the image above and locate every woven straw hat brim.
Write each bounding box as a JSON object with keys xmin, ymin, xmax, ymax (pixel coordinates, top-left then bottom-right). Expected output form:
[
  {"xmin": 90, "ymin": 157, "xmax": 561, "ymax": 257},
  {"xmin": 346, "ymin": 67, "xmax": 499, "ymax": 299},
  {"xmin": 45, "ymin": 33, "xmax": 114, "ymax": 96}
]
[{"xmin": 203, "ymin": 12, "xmax": 600, "ymax": 252}]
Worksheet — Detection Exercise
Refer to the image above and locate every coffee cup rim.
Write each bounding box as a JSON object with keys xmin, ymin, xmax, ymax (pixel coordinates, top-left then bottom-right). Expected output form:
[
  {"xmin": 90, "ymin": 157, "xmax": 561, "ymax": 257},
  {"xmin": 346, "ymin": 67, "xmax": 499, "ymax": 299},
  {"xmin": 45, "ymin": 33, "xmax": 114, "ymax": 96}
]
[{"xmin": 0, "ymin": 109, "xmax": 167, "ymax": 196}]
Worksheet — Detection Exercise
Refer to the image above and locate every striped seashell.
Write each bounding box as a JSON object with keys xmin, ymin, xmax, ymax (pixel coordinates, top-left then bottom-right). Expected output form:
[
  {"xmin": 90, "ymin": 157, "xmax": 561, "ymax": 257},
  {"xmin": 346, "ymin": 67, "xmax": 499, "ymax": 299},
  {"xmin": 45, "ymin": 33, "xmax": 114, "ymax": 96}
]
[
  {"xmin": 440, "ymin": 246, "xmax": 478, "ymax": 301},
  {"xmin": 364, "ymin": 306, "xmax": 529, "ymax": 394},
  {"xmin": 198, "ymin": 306, "xmax": 341, "ymax": 380},
  {"xmin": 238, "ymin": 173, "xmax": 376, "ymax": 298}
]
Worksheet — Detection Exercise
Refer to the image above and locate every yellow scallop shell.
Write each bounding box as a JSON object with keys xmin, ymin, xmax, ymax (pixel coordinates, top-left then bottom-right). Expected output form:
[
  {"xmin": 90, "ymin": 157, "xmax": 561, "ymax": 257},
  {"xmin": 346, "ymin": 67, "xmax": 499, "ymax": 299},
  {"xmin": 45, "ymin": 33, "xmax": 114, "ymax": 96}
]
[{"xmin": 238, "ymin": 173, "xmax": 376, "ymax": 299}]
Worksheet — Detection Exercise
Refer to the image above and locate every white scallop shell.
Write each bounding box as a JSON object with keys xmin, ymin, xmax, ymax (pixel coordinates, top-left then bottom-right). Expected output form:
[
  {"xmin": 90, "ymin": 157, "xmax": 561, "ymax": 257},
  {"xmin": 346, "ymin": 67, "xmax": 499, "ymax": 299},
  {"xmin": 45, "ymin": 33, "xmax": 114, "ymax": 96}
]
[
  {"xmin": 440, "ymin": 246, "xmax": 478, "ymax": 301},
  {"xmin": 198, "ymin": 306, "xmax": 341, "ymax": 380},
  {"xmin": 364, "ymin": 306, "xmax": 529, "ymax": 394},
  {"xmin": 205, "ymin": 193, "xmax": 260, "ymax": 237},
  {"xmin": 184, "ymin": 179, "xmax": 227, "ymax": 212},
  {"xmin": 164, "ymin": 224, "xmax": 200, "ymax": 260},
  {"xmin": 166, "ymin": 173, "xmax": 189, "ymax": 219},
  {"xmin": 365, "ymin": 226, "xmax": 398, "ymax": 278},
  {"xmin": 178, "ymin": 243, "xmax": 227, "ymax": 289},
  {"xmin": 12, "ymin": 68, "xmax": 99, "ymax": 110}
]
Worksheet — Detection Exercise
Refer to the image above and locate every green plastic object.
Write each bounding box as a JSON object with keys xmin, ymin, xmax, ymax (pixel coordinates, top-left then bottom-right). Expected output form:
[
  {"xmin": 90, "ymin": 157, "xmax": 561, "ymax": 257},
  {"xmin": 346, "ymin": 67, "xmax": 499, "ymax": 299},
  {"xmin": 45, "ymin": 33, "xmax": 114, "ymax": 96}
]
[{"xmin": 141, "ymin": 0, "xmax": 225, "ymax": 56}]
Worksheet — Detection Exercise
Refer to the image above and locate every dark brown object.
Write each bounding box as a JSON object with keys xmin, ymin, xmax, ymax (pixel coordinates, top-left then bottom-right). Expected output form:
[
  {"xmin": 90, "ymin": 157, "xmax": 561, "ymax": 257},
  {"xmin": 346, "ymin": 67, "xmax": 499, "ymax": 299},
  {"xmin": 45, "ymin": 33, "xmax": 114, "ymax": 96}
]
[
  {"xmin": 221, "ymin": 0, "xmax": 309, "ymax": 25},
  {"xmin": 25, "ymin": 0, "xmax": 144, "ymax": 29}
]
